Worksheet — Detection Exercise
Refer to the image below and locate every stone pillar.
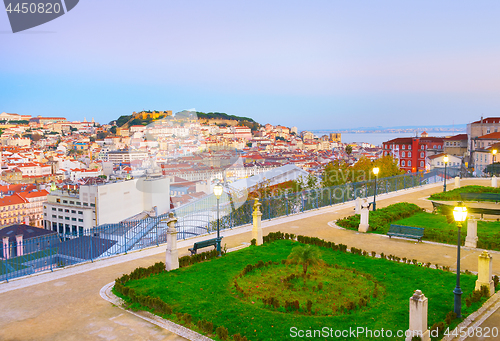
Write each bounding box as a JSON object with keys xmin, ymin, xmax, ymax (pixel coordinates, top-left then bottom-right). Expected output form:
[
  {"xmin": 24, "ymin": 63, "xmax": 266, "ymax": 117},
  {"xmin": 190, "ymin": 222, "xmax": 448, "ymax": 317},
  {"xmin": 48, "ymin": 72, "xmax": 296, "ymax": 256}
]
[
  {"xmin": 406, "ymin": 290, "xmax": 430, "ymax": 341},
  {"xmin": 165, "ymin": 213, "xmax": 179, "ymax": 271},
  {"xmin": 15, "ymin": 235, "xmax": 23, "ymax": 257},
  {"xmin": 358, "ymin": 199, "xmax": 369, "ymax": 233},
  {"xmin": 492, "ymin": 175, "xmax": 497, "ymax": 188},
  {"xmin": 252, "ymin": 198, "xmax": 263, "ymax": 245},
  {"xmin": 464, "ymin": 218, "xmax": 478, "ymax": 248},
  {"xmin": 454, "ymin": 176, "xmax": 460, "ymax": 188},
  {"xmin": 475, "ymin": 251, "xmax": 495, "ymax": 296},
  {"xmin": 2, "ymin": 237, "xmax": 9, "ymax": 259},
  {"xmin": 354, "ymin": 197, "xmax": 361, "ymax": 214}
]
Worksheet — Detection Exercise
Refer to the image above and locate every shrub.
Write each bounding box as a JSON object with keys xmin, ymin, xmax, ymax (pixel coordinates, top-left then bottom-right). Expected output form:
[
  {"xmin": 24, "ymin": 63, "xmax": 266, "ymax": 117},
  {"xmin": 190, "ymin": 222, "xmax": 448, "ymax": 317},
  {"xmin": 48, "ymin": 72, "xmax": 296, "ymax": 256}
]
[
  {"xmin": 430, "ymin": 321, "xmax": 445, "ymax": 336},
  {"xmin": 445, "ymin": 311, "xmax": 457, "ymax": 325},
  {"xmin": 251, "ymin": 238, "xmax": 256, "ymax": 246},
  {"xmin": 216, "ymin": 326, "xmax": 229, "ymax": 340}
]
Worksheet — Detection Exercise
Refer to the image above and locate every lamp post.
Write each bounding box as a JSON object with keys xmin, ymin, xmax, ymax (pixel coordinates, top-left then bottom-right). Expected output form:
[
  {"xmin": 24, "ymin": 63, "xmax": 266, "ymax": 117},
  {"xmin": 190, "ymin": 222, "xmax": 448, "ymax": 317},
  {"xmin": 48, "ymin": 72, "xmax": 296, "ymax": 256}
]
[
  {"xmin": 453, "ymin": 203, "xmax": 468, "ymax": 318},
  {"xmin": 443, "ymin": 155, "xmax": 449, "ymax": 192},
  {"xmin": 372, "ymin": 167, "xmax": 379, "ymax": 211},
  {"xmin": 492, "ymin": 149, "xmax": 497, "ymax": 175},
  {"xmin": 213, "ymin": 183, "xmax": 223, "ymax": 256}
]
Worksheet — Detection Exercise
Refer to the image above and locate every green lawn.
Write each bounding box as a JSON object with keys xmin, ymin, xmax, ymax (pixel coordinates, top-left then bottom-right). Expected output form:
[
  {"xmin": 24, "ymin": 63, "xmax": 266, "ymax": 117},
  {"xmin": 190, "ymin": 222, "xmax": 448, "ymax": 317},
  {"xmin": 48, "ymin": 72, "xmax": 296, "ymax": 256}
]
[
  {"xmin": 394, "ymin": 212, "xmax": 500, "ymax": 251},
  {"xmin": 429, "ymin": 185, "xmax": 500, "ymax": 201},
  {"xmin": 116, "ymin": 239, "xmax": 489, "ymax": 341}
]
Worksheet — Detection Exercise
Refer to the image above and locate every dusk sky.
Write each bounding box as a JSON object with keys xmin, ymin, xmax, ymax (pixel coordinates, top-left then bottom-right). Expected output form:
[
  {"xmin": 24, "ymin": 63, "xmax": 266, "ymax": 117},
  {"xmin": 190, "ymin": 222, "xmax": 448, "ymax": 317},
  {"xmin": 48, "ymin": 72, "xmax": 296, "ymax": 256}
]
[{"xmin": 1, "ymin": 1, "xmax": 500, "ymax": 130}]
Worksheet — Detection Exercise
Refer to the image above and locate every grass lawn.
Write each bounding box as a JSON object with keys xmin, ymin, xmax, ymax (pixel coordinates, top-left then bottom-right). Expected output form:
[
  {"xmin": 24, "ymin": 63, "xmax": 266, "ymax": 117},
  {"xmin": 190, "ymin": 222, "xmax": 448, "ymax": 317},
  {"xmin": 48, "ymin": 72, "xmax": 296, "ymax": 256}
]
[
  {"xmin": 394, "ymin": 212, "xmax": 500, "ymax": 251},
  {"xmin": 116, "ymin": 239, "xmax": 489, "ymax": 341},
  {"xmin": 429, "ymin": 185, "xmax": 500, "ymax": 201}
]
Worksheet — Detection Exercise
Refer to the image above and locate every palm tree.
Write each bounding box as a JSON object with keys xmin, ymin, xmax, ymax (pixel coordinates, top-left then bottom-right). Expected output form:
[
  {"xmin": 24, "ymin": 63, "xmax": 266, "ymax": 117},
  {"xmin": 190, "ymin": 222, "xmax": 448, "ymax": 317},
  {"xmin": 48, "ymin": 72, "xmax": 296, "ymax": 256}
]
[
  {"xmin": 345, "ymin": 145, "xmax": 353, "ymax": 156},
  {"xmin": 287, "ymin": 245, "xmax": 322, "ymax": 275}
]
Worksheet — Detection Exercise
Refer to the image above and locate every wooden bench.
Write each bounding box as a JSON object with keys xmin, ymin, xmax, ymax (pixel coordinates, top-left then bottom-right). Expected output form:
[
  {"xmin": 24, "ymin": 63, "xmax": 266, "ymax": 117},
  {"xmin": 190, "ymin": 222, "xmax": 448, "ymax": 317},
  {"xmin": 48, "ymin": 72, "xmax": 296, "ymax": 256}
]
[
  {"xmin": 387, "ymin": 225, "xmax": 424, "ymax": 242},
  {"xmin": 188, "ymin": 237, "xmax": 221, "ymax": 255},
  {"xmin": 460, "ymin": 193, "xmax": 500, "ymax": 203}
]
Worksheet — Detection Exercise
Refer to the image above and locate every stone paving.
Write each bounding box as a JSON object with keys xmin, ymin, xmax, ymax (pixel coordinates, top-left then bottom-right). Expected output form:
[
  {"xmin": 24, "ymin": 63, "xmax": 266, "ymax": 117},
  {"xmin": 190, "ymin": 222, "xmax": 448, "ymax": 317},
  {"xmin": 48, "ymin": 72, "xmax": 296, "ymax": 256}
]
[{"xmin": 1, "ymin": 178, "xmax": 499, "ymax": 340}]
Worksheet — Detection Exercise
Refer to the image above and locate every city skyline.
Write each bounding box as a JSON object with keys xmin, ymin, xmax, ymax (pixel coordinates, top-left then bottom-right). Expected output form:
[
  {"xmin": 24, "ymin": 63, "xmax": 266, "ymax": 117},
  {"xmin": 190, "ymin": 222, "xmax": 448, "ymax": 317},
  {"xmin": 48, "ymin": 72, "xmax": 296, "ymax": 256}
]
[{"xmin": 1, "ymin": 1, "xmax": 500, "ymax": 129}]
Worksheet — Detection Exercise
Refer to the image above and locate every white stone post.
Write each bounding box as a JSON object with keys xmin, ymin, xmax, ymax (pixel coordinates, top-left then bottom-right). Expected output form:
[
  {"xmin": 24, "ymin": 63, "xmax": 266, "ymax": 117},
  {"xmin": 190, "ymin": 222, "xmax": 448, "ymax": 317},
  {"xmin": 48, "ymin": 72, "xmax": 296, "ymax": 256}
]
[
  {"xmin": 358, "ymin": 199, "xmax": 369, "ymax": 233},
  {"xmin": 2, "ymin": 236, "xmax": 9, "ymax": 259},
  {"xmin": 492, "ymin": 175, "xmax": 497, "ymax": 188},
  {"xmin": 475, "ymin": 251, "xmax": 495, "ymax": 296},
  {"xmin": 165, "ymin": 213, "xmax": 179, "ymax": 271},
  {"xmin": 454, "ymin": 176, "xmax": 460, "ymax": 188},
  {"xmin": 406, "ymin": 290, "xmax": 430, "ymax": 341},
  {"xmin": 15, "ymin": 235, "xmax": 23, "ymax": 257},
  {"xmin": 354, "ymin": 197, "xmax": 361, "ymax": 214},
  {"xmin": 252, "ymin": 198, "xmax": 263, "ymax": 245},
  {"xmin": 464, "ymin": 218, "xmax": 478, "ymax": 248}
]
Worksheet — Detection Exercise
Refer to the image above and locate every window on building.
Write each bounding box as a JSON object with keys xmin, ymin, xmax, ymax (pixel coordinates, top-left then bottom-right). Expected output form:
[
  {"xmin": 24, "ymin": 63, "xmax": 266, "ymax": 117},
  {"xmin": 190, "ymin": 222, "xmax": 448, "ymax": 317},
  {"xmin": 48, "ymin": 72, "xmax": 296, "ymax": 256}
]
[
  {"xmin": 408, "ymin": 161, "xmax": 412, "ymax": 166},
  {"xmin": 52, "ymin": 222, "xmax": 57, "ymax": 231},
  {"xmin": 65, "ymin": 217, "xmax": 70, "ymax": 220},
  {"xmin": 76, "ymin": 202, "xmax": 81, "ymax": 205},
  {"xmin": 83, "ymin": 203, "xmax": 88, "ymax": 206},
  {"xmin": 63, "ymin": 200, "xmax": 68, "ymax": 204},
  {"xmin": 65, "ymin": 209, "xmax": 69, "ymax": 213},
  {"xmin": 401, "ymin": 160, "xmax": 406, "ymax": 166},
  {"xmin": 70, "ymin": 201, "xmax": 74, "ymax": 205},
  {"xmin": 52, "ymin": 215, "xmax": 56, "ymax": 218},
  {"xmin": 402, "ymin": 151, "xmax": 405, "ymax": 157},
  {"xmin": 52, "ymin": 207, "xmax": 56, "ymax": 211},
  {"xmin": 71, "ymin": 210, "xmax": 76, "ymax": 214},
  {"xmin": 402, "ymin": 145, "xmax": 405, "ymax": 149},
  {"xmin": 58, "ymin": 208, "xmax": 62, "ymax": 212},
  {"xmin": 78, "ymin": 211, "xmax": 83, "ymax": 215},
  {"xmin": 438, "ymin": 145, "xmax": 442, "ymax": 149},
  {"xmin": 56, "ymin": 199, "xmax": 60, "ymax": 203},
  {"xmin": 78, "ymin": 218, "xmax": 83, "ymax": 222},
  {"xmin": 72, "ymin": 217, "xmax": 76, "ymax": 221},
  {"xmin": 420, "ymin": 152, "xmax": 424, "ymax": 158},
  {"xmin": 408, "ymin": 152, "xmax": 411, "ymax": 157},
  {"xmin": 420, "ymin": 161, "xmax": 424, "ymax": 167}
]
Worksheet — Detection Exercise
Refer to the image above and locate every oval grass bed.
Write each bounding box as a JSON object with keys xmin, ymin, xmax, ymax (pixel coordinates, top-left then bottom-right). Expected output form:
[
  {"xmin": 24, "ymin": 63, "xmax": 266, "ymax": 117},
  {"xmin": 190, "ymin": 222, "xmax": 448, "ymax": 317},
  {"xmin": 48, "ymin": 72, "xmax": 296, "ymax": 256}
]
[
  {"xmin": 114, "ymin": 239, "xmax": 492, "ymax": 341},
  {"xmin": 233, "ymin": 262, "xmax": 377, "ymax": 316}
]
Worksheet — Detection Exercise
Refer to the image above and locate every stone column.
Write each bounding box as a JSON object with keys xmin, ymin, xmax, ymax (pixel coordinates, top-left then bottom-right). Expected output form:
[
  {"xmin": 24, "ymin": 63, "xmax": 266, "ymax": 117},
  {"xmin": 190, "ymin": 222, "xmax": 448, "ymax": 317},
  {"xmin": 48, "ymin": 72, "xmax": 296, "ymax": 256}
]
[
  {"xmin": 15, "ymin": 235, "xmax": 23, "ymax": 257},
  {"xmin": 252, "ymin": 198, "xmax": 263, "ymax": 245},
  {"xmin": 475, "ymin": 251, "xmax": 495, "ymax": 296},
  {"xmin": 464, "ymin": 218, "xmax": 478, "ymax": 248},
  {"xmin": 2, "ymin": 237, "xmax": 9, "ymax": 259},
  {"xmin": 492, "ymin": 175, "xmax": 497, "ymax": 188},
  {"xmin": 165, "ymin": 213, "xmax": 179, "ymax": 271},
  {"xmin": 406, "ymin": 290, "xmax": 430, "ymax": 341},
  {"xmin": 454, "ymin": 176, "xmax": 460, "ymax": 188},
  {"xmin": 358, "ymin": 199, "xmax": 369, "ymax": 233},
  {"xmin": 354, "ymin": 197, "xmax": 361, "ymax": 214}
]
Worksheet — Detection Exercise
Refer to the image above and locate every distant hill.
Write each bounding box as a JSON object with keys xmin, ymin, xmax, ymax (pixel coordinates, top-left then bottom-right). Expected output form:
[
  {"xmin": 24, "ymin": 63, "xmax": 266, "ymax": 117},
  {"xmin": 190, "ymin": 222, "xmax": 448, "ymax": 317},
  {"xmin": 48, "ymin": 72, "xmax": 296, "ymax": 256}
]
[{"xmin": 111, "ymin": 111, "xmax": 260, "ymax": 131}]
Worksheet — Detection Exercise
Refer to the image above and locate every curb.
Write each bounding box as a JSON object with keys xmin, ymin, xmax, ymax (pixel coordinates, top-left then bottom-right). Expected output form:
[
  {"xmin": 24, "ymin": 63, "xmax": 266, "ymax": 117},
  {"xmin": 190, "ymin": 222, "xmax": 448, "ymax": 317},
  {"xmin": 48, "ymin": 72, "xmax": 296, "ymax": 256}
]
[{"xmin": 100, "ymin": 282, "xmax": 213, "ymax": 341}]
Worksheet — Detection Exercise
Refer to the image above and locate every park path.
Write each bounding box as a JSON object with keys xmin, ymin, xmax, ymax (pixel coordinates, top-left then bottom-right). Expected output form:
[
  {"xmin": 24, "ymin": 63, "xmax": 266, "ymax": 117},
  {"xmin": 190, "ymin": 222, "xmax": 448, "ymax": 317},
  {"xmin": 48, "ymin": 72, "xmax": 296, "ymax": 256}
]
[{"xmin": 0, "ymin": 178, "xmax": 498, "ymax": 341}]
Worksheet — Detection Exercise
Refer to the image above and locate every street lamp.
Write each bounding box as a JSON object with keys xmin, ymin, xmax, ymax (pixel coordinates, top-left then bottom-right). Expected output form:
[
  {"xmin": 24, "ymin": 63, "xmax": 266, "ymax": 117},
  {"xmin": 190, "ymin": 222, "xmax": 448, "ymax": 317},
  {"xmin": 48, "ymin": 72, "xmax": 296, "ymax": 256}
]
[
  {"xmin": 453, "ymin": 203, "xmax": 468, "ymax": 318},
  {"xmin": 372, "ymin": 167, "xmax": 379, "ymax": 211},
  {"xmin": 213, "ymin": 183, "xmax": 224, "ymax": 256},
  {"xmin": 492, "ymin": 149, "xmax": 498, "ymax": 175},
  {"xmin": 443, "ymin": 155, "xmax": 449, "ymax": 192}
]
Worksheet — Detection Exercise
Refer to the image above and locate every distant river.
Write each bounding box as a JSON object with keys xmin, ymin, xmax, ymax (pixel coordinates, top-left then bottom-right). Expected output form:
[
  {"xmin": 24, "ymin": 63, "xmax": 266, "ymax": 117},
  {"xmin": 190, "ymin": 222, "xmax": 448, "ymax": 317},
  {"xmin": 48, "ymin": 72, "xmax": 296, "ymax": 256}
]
[{"xmin": 336, "ymin": 132, "xmax": 465, "ymax": 146}]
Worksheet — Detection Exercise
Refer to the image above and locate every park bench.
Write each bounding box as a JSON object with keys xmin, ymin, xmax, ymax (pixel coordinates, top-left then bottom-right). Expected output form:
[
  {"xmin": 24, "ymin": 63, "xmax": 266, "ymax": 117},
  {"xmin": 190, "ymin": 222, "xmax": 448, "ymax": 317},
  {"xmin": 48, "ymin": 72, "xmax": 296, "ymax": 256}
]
[
  {"xmin": 460, "ymin": 193, "xmax": 500, "ymax": 203},
  {"xmin": 188, "ymin": 237, "xmax": 221, "ymax": 255},
  {"xmin": 387, "ymin": 225, "xmax": 424, "ymax": 242}
]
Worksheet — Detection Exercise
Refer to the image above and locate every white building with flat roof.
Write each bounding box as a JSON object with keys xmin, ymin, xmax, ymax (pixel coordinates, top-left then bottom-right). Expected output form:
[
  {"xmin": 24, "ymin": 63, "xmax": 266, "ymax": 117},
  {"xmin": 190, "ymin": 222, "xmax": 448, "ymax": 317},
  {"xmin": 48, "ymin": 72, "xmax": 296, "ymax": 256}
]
[{"xmin": 43, "ymin": 177, "xmax": 170, "ymax": 235}]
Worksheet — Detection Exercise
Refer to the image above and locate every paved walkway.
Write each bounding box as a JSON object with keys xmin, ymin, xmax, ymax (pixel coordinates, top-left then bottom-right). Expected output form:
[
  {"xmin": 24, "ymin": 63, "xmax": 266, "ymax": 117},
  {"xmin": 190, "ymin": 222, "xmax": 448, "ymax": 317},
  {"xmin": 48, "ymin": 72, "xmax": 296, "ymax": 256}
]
[{"xmin": 1, "ymin": 178, "xmax": 499, "ymax": 340}]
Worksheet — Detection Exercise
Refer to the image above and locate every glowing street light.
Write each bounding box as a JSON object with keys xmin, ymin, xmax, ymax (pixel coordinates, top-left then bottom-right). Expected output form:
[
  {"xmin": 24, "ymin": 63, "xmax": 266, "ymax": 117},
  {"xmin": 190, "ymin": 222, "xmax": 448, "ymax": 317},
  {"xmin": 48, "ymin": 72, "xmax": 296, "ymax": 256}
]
[
  {"xmin": 443, "ymin": 155, "xmax": 449, "ymax": 192},
  {"xmin": 213, "ymin": 183, "xmax": 224, "ymax": 256},
  {"xmin": 453, "ymin": 203, "xmax": 468, "ymax": 318},
  {"xmin": 372, "ymin": 167, "xmax": 379, "ymax": 211}
]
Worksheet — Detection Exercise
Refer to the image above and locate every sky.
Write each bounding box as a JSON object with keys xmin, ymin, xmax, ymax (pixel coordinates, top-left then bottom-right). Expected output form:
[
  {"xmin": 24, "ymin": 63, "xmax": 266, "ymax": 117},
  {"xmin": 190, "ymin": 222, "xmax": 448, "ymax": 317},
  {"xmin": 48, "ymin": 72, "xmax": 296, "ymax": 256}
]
[{"xmin": 1, "ymin": 0, "xmax": 500, "ymax": 130}]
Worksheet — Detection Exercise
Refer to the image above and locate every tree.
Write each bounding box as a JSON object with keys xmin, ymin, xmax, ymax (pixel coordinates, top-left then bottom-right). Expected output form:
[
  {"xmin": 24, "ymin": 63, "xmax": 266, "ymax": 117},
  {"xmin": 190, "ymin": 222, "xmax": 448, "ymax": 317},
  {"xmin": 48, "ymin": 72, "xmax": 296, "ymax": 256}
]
[
  {"xmin": 287, "ymin": 245, "xmax": 322, "ymax": 275},
  {"xmin": 321, "ymin": 160, "xmax": 351, "ymax": 187},
  {"xmin": 345, "ymin": 145, "xmax": 353, "ymax": 155},
  {"xmin": 110, "ymin": 126, "xmax": 117, "ymax": 134},
  {"xmin": 372, "ymin": 155, "xmax": 404, "ymax": 178}
]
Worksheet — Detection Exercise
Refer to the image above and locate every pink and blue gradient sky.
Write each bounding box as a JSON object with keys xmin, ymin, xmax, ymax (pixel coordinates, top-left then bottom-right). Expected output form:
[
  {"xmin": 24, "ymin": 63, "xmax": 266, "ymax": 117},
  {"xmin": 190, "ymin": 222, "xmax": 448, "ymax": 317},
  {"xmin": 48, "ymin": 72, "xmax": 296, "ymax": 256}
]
[{"xmin": 1, "ymin": 0, "xmax": 500, "ymax": 130}]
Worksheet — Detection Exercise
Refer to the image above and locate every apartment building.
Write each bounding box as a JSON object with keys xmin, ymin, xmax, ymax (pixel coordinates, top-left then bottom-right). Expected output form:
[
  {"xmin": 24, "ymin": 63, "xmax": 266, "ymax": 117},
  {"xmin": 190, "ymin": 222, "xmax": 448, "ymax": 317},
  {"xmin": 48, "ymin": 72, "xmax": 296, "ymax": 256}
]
[
  {"xmin": 382, "ymin": 137, "xmax": 427, "ymax": 173},
  {"xmin": 43, "ymin": 177, "xmax": 170, "ymax": 235}
]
